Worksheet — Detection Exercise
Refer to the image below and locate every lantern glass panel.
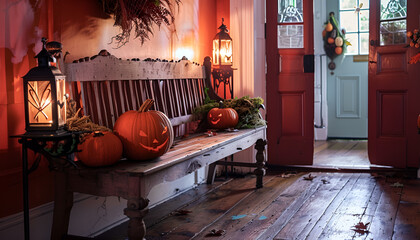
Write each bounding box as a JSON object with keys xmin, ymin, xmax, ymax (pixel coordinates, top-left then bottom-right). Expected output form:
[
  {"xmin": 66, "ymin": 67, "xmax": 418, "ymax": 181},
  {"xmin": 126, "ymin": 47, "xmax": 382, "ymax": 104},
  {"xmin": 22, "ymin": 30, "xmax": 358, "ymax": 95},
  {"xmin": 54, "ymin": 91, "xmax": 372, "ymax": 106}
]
[
  {"xmin": 56, "ymin": 77, "xmax": 66, "ymax": 126},
  {"xmin": 27, "ymin": 80, "xmax": 53, "ymax": 127},
  {"xmin": 220, "ymin": 39, "xmax": 232, "ymax": 65},
  {"xmin": 213, "ymin": 39, "xmax": 220, "ymax": 65}
]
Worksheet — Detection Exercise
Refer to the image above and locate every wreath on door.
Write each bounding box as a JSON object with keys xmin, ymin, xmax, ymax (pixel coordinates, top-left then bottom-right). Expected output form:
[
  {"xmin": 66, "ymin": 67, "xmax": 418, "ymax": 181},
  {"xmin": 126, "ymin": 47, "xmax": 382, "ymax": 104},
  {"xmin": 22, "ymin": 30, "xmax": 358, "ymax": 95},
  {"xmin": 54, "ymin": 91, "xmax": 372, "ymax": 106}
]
[{"xmin": 407, "ymin": 29, "xmax": 420, "ymax": 64}]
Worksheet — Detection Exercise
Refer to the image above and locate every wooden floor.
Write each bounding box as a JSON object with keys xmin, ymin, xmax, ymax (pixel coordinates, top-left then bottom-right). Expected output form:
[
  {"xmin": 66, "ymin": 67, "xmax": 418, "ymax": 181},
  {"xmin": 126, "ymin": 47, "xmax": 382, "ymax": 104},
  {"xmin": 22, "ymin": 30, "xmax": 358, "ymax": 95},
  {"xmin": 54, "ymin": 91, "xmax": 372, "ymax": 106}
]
[
  {"xmin": 94, "ymin": 171, "xmax": 420, "ymax": 240},
  {"xmin": 313, "ymin": 140, "xmax": 370, "ymax": 167},
  {"xmin": 91, "ymin": 140, "xmax": 420, "ymax": 240}
]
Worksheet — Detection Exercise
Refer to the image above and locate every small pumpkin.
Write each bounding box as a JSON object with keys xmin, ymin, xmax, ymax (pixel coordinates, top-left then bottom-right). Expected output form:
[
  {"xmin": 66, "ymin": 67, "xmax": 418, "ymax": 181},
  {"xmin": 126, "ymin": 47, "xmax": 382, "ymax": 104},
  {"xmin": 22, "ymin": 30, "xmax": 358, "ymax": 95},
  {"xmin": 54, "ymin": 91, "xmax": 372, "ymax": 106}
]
[
  {"xmin": 325, "ymin": 22, "xmax": 333, "ymax": 32},
  {"xmin": 207, "ymin": 102, "xmax": 239, "ymax": 129},
  {"xmin": 335, "ymin": 46, "xmax": 343, "ymax": 55},
  {"xmin": 327, "ymin": 37, "xmax": 335, "ymax": 44},
  {"xmin": 77, "ymin": 131, "xmax": 123, "ymax": 167},
  {"xmin": 113, "ymin": 99, "xmax": 174, "ymax": 161}
]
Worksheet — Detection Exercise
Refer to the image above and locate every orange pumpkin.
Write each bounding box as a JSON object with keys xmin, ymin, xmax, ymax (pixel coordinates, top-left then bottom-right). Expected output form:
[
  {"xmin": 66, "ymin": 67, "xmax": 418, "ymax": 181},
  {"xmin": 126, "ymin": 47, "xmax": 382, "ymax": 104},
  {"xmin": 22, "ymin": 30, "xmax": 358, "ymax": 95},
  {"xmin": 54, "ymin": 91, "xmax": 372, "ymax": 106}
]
[
  {"xmin": 77, "ymin": 131, "xmax": 123, "ymax": 167},
  {"xmin": 328, "ymin": 37, "xmax": 335, "ymax": 44},
  {"xmin": 335, "ymin": 46, "xmax": 343, "ymax": 55},
  {"xmin": 207, "ymin": 103, "xmax": 239, "ymax": 129},
  {"xmin": 113, "ymin": 99, "xmax": 174, "ymax": 161},
  {"xmin": 325, "ymin": 22, "xmax": 333, "ymax": 32}
]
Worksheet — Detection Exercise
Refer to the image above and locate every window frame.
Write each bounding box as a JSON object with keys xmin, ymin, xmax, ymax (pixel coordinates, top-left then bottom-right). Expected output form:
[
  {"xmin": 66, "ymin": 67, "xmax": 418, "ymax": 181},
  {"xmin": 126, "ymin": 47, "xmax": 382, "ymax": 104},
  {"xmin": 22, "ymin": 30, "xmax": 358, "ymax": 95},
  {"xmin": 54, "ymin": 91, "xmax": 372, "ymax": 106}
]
[{"xmin": 339, "ymin": 0, "xmax": 369, "ymax": 55}]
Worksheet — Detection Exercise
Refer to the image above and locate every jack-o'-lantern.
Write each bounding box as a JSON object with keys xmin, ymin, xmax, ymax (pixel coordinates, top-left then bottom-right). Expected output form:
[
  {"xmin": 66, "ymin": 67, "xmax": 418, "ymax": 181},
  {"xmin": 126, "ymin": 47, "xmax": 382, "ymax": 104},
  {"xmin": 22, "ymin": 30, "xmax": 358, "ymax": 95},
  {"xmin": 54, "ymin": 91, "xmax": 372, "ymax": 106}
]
[
  {"xmin": 77, "ymin": 131, "xmax": 123, "ymax": 167},
  {"xmin": 113, "ymin": 99, "xmax": 174, "ymax": 161},
  {"xmin": 207, "ymin": 102, "xmax": 239, "ymax": 129}
]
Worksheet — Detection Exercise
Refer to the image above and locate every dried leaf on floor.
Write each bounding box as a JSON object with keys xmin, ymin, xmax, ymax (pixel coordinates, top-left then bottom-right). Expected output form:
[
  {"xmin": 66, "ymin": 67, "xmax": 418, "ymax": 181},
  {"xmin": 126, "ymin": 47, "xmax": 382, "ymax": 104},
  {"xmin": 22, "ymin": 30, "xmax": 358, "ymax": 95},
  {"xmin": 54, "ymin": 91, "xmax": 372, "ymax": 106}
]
[
  {"xmin": 390, "ymin": 182, "xmax": 404, "ymax": 188},
  {"xmin": 279, "ymin": 172, "xmax": 296, "ymax": 178},
  {"xmin": 352, "ymin": 222, "xmax": 370, "ymax": 235},
  {"xmin": 321, "ymin": 179, "xmax": 330, "ymax": 184},
  {"xmin": 205, "ymin": 229, "xmax": 226, "ymax": 237},
  {"xmin": 303, "ymin": 174, "xmax": 316, "ymax": 181},
  {"xmin": 171, "ymin": 209, "xmax": 192, "ymax": 216}
]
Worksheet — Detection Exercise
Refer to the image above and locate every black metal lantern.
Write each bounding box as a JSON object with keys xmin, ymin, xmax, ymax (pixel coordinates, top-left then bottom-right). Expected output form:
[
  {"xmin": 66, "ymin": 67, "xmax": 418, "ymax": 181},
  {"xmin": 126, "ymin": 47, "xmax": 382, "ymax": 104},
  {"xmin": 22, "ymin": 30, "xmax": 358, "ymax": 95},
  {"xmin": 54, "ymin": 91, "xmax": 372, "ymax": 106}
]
[
  {"xmin": 212, "ymin": 18, "xmax": 233, "ymax": 67},
  {"xmin": 211, "ymin": 19, "xmax": 234, "ymax": 99},
  {"xmin": 22, "ymin": 38, "xmax": 66, "ymax": 133}
]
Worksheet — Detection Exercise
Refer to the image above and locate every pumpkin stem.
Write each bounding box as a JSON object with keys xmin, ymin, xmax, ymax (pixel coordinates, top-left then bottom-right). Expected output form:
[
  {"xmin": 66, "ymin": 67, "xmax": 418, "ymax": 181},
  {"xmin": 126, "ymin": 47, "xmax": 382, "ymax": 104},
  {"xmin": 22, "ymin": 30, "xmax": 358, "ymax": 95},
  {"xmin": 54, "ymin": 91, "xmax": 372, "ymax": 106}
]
[
  {"xmin": 93, "ymin": 131, "xmax": 104, "ymax": 137},
  {"xmin": 219, "ymin": 101, "xmax": 224, "ymax": 109},
  {"xmin": 139, "ymin": 99, "xmax": 155, "ymax": 112}
]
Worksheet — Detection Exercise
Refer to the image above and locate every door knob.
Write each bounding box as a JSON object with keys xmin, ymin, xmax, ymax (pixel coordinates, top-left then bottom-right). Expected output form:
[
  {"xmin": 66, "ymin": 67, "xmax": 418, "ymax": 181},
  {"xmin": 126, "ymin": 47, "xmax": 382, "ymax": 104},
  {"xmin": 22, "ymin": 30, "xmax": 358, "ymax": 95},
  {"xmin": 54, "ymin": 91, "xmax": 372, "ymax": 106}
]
[
  {"xmin": 369, "ymin": 61, "xmax": 377, "ymax": 64},
  {"xmin": 370, "ymin": 40, "xmax": 376, "ymax": 46}
]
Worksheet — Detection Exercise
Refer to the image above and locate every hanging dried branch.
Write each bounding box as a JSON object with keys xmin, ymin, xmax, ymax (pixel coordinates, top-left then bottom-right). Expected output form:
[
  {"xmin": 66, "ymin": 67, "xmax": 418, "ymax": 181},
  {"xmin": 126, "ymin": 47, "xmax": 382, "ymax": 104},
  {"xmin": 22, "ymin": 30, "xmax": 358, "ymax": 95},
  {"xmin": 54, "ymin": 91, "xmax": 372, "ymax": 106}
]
[{"xmin": 99, "ymin": 0, "xmax": 181, "ymax": 47}]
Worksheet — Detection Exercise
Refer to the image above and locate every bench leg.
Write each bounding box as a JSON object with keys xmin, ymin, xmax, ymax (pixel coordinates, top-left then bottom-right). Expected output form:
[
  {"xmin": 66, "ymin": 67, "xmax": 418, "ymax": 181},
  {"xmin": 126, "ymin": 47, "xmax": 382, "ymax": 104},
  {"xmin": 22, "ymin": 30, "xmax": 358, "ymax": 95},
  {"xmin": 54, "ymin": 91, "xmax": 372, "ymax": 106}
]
[
  {"xmin": 51, "ymin": 171, "xmax": 73, "ymax": 240},
  {"xmin": 254, "ymin": 139, "xmax": 267, "ymax": 188},
  {"xmin": 124, "ymin": 198, "xmax": 149, "ymax": 240},
  {"xmin": 206, "ymin": 162, "xmax": 217, "ymax": 184}
]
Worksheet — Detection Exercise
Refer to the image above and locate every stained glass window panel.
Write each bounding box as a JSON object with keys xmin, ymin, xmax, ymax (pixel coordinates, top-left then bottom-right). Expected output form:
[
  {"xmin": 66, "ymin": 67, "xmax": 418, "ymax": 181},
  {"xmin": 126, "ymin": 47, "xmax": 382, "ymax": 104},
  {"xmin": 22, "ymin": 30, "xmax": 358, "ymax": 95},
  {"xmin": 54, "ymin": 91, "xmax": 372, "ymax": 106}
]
[
  {"xmin": 277, "ymin": 25, "xmax": 303, "ymax": 48},
  {"xmin": 380, "ymin": 0, "xmax": 407, "ymax": 20},
  {"xmin": 278, "ymin": 0, "xmax": 303, "ymax": 23},
  {"xmin": 380, "ymin": 20, "xmax": 406, "ymax": 45}
]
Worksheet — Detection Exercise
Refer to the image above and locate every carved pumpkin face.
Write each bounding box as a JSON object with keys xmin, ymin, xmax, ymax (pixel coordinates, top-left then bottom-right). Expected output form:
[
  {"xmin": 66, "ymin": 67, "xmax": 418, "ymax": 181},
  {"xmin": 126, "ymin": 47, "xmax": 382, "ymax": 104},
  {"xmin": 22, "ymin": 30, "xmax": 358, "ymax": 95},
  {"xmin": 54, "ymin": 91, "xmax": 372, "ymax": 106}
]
[
  {"xmin": 209, "ymin": 112, "xmax": 223, "ymax": 125},
  {"xmin": 138, "ymin": 124, "xmax": 170, "ymax": 153},
  {"xmin": 114, "ymin": 99, "xmax": 174, "ymax": 161},
  {"xmin": 207, "ymin": 107, "xmax": 239, "ymax": 129}
]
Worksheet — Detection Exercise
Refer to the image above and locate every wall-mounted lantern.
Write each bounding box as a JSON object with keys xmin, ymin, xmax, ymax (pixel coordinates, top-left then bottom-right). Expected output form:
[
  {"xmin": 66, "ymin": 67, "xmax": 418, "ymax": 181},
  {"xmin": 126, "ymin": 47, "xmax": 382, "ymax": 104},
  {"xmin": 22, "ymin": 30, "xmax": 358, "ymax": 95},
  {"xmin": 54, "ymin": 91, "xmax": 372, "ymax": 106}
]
[{"xmin": 22, "ymin": 38, "xmax": 66, "ymax": 133}]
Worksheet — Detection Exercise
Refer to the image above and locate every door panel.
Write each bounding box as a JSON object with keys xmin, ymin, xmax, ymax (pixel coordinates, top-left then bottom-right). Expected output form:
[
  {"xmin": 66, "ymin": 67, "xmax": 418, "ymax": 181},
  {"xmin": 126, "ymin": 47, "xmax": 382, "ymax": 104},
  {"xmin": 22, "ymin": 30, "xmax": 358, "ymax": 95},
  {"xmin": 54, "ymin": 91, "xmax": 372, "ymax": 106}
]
[
  {"xmin": 368, "ymin": 0, "xmax": 420, "ymax": 168},
  {"xmin": 336, "ymin": 76, "xmax": 361, "ymax": 119},
  {"xmin": 266, "ymin": 0, "xmax": 314, "ymax": 165}
]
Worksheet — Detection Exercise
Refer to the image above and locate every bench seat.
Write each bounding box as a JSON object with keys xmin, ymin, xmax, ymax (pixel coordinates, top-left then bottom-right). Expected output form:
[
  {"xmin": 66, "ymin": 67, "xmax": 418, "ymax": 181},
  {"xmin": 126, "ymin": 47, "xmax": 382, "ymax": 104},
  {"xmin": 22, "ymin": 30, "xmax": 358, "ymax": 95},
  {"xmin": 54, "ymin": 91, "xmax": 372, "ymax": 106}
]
[{"xmin": 66, "ymin": 126, "xmax": 266, "ymax": 197}]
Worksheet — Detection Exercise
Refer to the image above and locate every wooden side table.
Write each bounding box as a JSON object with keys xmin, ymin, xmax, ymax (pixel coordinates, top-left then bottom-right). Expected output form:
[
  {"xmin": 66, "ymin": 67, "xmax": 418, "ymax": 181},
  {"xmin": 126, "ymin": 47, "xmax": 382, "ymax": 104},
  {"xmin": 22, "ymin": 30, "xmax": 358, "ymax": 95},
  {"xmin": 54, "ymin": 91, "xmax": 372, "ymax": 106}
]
[{"xmin": 11, "ymin": 132, "xmax": 81, "ymax": 240}]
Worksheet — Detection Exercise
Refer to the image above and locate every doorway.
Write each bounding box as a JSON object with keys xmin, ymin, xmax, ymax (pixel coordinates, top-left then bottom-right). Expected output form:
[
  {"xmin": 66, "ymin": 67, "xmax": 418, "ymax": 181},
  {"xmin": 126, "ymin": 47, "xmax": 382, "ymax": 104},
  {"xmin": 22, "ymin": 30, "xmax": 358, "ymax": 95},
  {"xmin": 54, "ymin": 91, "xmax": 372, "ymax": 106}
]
[
  {"xmin": 266, "ymin": 0, "xmax": 418, "ymax": 168},
  {"xmin": 313, "ymin": 0, "xmax": 370, "ymax": 167}
]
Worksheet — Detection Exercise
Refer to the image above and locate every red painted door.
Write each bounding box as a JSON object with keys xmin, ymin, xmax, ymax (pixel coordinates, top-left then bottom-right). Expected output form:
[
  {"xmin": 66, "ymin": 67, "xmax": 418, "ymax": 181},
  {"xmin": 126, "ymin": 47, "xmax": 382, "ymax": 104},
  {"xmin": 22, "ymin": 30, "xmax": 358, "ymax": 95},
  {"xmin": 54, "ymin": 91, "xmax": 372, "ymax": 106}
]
[
  {"xmin": 368, "ymin": 0, "xmax": 420, "ymax": 168},
  {"xmin": 266, "ymin": 0, "xmax": 314, "ymax": 165}
]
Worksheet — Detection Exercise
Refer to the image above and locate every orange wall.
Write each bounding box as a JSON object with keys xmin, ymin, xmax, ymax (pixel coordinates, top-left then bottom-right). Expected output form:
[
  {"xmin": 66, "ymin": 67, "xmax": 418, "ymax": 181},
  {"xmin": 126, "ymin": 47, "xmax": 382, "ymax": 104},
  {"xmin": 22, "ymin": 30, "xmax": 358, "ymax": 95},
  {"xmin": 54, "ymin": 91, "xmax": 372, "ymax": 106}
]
[{"xmin": 0, "ymin": 0, "xmax": 221, "ymax": 218}]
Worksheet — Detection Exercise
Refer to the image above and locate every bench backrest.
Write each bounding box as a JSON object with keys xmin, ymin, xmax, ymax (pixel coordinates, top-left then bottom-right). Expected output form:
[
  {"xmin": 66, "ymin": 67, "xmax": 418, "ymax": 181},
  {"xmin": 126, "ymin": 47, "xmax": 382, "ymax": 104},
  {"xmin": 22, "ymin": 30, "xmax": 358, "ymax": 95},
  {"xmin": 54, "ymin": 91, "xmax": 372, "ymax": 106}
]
[{"xmin": 65, "ymin": 56, "xmax": 217, "ymax": 135}]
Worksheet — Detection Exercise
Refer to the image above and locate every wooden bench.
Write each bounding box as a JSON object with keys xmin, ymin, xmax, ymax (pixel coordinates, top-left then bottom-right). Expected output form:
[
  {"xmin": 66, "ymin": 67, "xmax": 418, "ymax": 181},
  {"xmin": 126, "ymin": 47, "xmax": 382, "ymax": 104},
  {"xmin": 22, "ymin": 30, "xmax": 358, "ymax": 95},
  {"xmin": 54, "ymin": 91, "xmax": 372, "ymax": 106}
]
[{"xmin": 51, "ymin": 55, "xmax": 267, "ymax": 239}]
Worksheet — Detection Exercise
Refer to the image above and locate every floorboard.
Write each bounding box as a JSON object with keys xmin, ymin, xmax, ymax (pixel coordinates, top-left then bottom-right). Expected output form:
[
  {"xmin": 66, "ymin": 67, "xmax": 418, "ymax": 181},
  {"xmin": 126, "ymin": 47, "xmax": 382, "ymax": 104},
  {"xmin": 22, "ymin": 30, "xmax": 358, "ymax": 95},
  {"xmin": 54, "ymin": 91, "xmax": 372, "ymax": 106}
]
[{"xmin": 92, "ymin": 140, "xmax": 420, "ymax": 240}]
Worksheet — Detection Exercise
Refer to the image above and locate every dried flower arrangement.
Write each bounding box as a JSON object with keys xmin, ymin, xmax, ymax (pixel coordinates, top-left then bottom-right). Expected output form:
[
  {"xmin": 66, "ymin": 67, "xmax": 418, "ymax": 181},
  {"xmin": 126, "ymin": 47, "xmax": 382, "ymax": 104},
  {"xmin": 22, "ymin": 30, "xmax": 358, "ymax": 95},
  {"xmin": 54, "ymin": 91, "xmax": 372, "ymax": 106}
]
[
  {"xmin": 99, "ymin": 0, "xmax": 181, "ymax": 47},
  {"xmin": 406, "ymin": 29, "xmax": 420, "ymax": 64}
]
